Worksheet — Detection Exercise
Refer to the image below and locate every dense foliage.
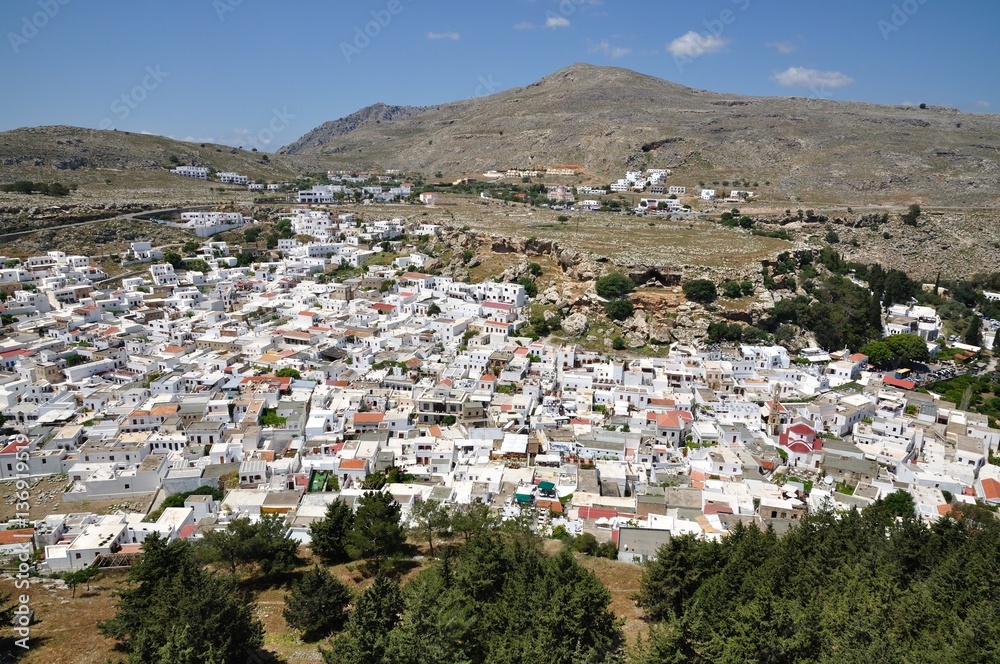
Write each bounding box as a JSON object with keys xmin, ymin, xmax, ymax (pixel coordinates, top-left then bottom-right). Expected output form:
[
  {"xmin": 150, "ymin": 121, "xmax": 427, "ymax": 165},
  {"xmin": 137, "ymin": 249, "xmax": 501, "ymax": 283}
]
[
  {"xmin": 283, "ymin": 566, "xmax": 353, "ymax": 641},
  {"xmin": 202, "ymin": 514, "xmax": 300, "ymax": 579},
  {"xmin": 682, "ymin": 279, "xmax": 718, "ymax": 304},
  {"xmin": 310, "ymin": 498, "xmax": 356, "ymax": 563},
  {"xmin": 99, "ymin": 534, "xmax": 263, "ymax": 663},
  {"xmin": 635, "ymin": 499, "xmax": 1000, "ymax": 663},
  {"xmin": 595, "ymin": 273, "xmax": 635, "ymax": 299},
  {"xmin": 324, "ymin": 523, "xmax": 623, "ymax": 664},
  {"xmin": 859, "ymin": 333, "xmax": 930, "ymax": 367}
]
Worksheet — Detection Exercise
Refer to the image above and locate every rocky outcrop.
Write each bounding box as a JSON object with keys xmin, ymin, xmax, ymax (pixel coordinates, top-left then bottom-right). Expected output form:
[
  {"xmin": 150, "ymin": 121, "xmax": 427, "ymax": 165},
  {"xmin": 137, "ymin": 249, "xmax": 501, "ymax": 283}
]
[{"xmin": 562, "ymin": 313, "xmax": 589, "ymax": 337}]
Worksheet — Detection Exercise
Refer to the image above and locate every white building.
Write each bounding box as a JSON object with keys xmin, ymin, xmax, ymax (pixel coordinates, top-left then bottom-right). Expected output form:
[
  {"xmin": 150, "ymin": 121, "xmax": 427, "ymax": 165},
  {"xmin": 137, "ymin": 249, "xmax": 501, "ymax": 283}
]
[
  {"xmin": 217, "ymin": 172, "xmax": 249, "ymax": 185},
  {"xmin": 171, "ymin": 166, "xmax": 208, "ymax": 179},
  {"xmin": 150, "ymin": 263, "xmax": 178, "ymax": 287}
]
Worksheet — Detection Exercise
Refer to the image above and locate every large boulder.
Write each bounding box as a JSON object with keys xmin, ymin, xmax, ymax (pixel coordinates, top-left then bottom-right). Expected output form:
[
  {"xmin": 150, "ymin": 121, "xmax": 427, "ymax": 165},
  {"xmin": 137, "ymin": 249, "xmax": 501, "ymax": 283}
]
[{"xmin": 562, "ymin": 313, "xmax": 589, "ymax": 337}]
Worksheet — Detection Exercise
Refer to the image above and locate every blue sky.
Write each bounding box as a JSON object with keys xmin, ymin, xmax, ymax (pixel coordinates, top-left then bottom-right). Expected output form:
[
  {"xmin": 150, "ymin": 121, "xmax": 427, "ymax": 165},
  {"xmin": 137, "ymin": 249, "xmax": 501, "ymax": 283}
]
[{"xmin": 1, "ymin": 0, "xmax": 996, "ymax": 151}]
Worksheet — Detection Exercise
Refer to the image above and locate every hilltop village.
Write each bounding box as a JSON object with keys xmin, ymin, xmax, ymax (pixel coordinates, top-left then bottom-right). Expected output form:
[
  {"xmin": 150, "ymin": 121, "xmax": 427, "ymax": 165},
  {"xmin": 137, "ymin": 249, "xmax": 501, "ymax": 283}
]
[{"xmin": 0, "ymin": 202, "xmax": 998, "ymax": 575}]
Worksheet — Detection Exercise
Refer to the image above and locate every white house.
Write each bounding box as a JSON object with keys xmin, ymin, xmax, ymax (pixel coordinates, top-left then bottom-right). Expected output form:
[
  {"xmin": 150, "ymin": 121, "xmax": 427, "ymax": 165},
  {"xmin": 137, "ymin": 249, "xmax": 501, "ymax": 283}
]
[
  {"xmin": 171, "ymin": 166, "xmax": 208, "ymax": 179},
  {"xmin": 217, "ymin": 172, "xmax": 249, "ymax": 185}
]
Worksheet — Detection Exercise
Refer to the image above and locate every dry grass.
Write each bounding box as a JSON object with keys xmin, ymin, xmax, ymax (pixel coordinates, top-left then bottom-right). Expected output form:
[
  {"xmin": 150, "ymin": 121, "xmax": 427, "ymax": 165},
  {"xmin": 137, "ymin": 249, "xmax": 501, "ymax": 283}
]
[
  {"xmin": 440, "ymin": 194, "xmax": 791, "ymax": 269},
  {"xmin": 577, "ymin": 554, "xmax": 648, "ymax": 651},
  {"xmin": 0, "ymin": 572, "xmax": 125, "ymax": 664},
  {"xmin": 0, "ymin": 477, "xmax": 153, "ymax": 523}
]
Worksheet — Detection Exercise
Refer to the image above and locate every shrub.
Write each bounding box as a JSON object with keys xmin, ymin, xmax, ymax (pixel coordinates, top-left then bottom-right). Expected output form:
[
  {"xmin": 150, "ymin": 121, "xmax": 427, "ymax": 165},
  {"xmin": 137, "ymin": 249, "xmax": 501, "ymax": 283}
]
[
  {"xmin": 605, "ymin": 299, "xmax": 634, "ymax": 321},
  {"xmin": 683, "ymin": 279, "xmax": 718, "ymax": 303},
  {"xmin": 595, "ymin": 273, "xmax": 634, "ymax": 299}
]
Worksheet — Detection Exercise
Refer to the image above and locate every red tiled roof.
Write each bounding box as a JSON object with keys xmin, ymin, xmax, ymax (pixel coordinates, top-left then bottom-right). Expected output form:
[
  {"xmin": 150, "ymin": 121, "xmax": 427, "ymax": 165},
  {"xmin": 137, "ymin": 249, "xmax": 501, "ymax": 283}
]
[
  {"xmin": 339, "ymin": 458, "xmax": 366, "ymax": 470},
  {"xmin": 981, "ymin": 478, "xmax": 1000, "ymax": 501},
  {"xmin": 0, "ymin": 529, "xmax": 32, "ymax": 546},
  {"xmin": 883, "ymin": 376, "xmax": 916, "ymax": 390},
  {"xmin": 353, "ymin": 412, "xmax": 384, "ymax": 424}
]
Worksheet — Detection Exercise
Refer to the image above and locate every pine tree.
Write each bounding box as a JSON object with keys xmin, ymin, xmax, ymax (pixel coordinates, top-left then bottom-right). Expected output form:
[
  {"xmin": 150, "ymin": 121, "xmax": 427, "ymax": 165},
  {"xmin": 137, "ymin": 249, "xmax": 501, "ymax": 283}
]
[
  {"xmin": 323, "ymin": 573, "xmax": 403, "ymax": 664},
  {"xmin": 346, "ymin": 491, "xmax": 405, "ymax": 570},
  {"xmin": 283, "ymin": 566, "xmax": 352, "ymax": 641},
  {"xmin": 965, "ymin": 316, "xmax": 983, "ymax": 347},
  {"xmin": 309, "ymin": 499, "xmax": 355, "ymax": 563}
]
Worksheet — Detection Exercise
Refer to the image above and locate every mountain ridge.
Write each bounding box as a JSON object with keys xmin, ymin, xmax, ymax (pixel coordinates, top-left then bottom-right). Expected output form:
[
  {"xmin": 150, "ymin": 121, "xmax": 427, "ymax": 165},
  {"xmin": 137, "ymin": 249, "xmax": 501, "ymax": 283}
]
[{"xmin": 279, "ymin": 63, "xmax": 1000, "ymax": 206}]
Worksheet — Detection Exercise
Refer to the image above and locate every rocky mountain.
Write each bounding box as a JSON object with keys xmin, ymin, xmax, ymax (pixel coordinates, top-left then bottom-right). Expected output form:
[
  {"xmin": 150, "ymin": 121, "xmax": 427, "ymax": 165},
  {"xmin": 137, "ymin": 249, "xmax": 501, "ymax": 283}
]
[{"xmin": 280, "ymin": 63, "xmax": 1000, "ymax": 207}]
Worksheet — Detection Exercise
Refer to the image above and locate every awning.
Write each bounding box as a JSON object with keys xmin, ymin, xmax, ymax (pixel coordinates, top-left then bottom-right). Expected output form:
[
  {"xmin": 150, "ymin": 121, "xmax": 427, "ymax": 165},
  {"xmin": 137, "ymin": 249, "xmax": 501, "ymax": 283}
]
[
  {"xmin": 538, "ymin": 481, "xmax": 556, "ymax": 492},
  {"xmin": 515, "ymin": 493, "xmax": 533, "ymax": 504}
]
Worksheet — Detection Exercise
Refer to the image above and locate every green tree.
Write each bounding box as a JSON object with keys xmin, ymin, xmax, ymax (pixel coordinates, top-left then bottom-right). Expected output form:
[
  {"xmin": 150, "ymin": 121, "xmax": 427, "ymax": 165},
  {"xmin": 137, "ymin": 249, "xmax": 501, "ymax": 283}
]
[
  {"xmin": 426, "ymin": 303, "xmax": 441, "ymax": 316},
  {"xmin": 965, "ymin": 317, "xmax": 983, "ymax": 346},
  {"xmin": 604, "ymin": 299, "xmax": 634, "ymax": 321},
  {"xmin": 859, "ymin": 340, "xmax": 894, "ymax": 366},
  {"xmin": 682, "ymin": 279, "xmax": 718, "ymax": 303},
  {"xmin": 283, "ymin": 565, "xmax": 353, "ymax": 641},
  {"xmin": 202, "ymin": 514, "xmax": 299, "ymax": 579},
  {"xmin": 309, "ymin": 499, "xmax": 355, "ymax": 564},
  {"xmin": 901, "ymin": 203, "xmax": 921, "ymax": 225},
  {"xmin": 323, "ymin": 573, "xmax": 404, "ymax": 664},
  {"xmin": 879, "ymin": 490, "xmax": 916, "ymax": 519},
  {"xmin": 409, "ymin": 499, "xmax": 450, "ymax": 557},
  {"xmin": 884, "ymin": 333, "xmax": 930, "ymax": 364},
  {"xmin": 595, "ymin": 272, "xmax": 634, "ymax": 299},
  {"xmin": 516, "ymin": 276, "xmax": 538, "ymax": 298},
  {"xmin": 162, "ymin": 251, "xmax": 183, "ymax": 269},
  {"xmin": 449, "ymin": 501, "xmax": 499, "ymax": 544},
  {"xmin": 274, "ymin": 367, "xmax": 301, "ymax": 379},
  {"xmin": 99, "ymin": 534, "xmax": 263, "ymax": 664},
  {"xmin": 347, "ymin": 491, "xmax": 406, "ymax": 570},
  {"xmin": 721, "ymin": 280, "xmax": 744, "ymax": 299}
]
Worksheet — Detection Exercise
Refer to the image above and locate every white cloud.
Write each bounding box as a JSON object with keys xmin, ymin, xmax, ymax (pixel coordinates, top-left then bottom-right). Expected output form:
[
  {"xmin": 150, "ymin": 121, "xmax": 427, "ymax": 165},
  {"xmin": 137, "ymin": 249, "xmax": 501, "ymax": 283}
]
[
  {"xmin": 771, "ymin": 66, "xmax": 854, "ymax": 90},
  {"xmin": 767, "ymin": 40, "xmax": 798, "ymax": 54},
  {"xmin": 427, "ymin": 31, "xmax": 460, "ymax": 40},
  {"xmin": 545, "ymin": 15, "xmax": 570, "ymax": 28},
  {"xmin": 667, "ymin": 31, "xmax": 728, "ymax": 57},
  {"xmin": 975, "ymin": 100, "xmax": 990, "ymax": 108},
  {"xmin": 513, "ymin": 21, "xmax": 534, "ymax": 30},
  {"xmin": 589, "ymin": 40, "xmax": 630, "ymax": 59}
]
